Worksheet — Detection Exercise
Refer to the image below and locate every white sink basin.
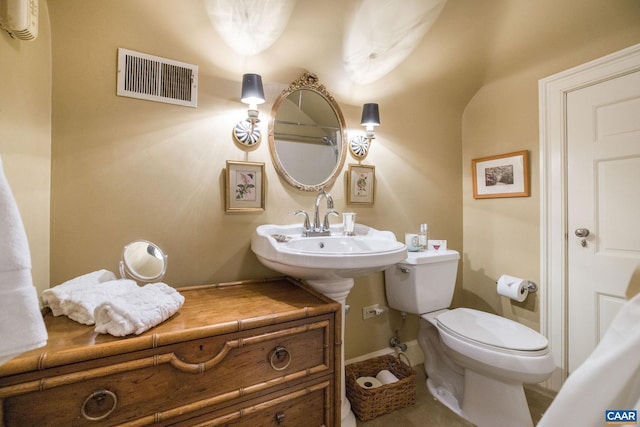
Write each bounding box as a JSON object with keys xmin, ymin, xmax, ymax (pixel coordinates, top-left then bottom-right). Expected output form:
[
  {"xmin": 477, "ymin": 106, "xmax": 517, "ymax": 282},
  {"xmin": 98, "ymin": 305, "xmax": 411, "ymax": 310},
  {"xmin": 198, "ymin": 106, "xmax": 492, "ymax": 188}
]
[{"xmin": 251, "ymin": 223, "xmax": 407, "ymax": 279}]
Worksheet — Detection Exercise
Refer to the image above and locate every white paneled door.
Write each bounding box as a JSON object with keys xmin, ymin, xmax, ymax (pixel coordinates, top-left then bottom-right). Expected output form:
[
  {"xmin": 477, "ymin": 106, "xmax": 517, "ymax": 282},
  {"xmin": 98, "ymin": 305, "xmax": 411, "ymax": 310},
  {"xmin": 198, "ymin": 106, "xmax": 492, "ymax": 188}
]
[{"xmin": 566, "ymin": 70, "xmax": 640, "ymax": 373}]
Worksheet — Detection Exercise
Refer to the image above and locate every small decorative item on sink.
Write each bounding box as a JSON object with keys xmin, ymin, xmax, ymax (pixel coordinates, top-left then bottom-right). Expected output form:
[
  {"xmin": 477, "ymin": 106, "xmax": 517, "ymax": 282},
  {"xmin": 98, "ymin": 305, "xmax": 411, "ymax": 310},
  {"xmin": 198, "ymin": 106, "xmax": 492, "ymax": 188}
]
[
  {"xmin": 270, "ymin": 234, "xmax": 291, "ymax": 243},
  {"xmin": 343, "ymin": 212, "xmax": 356, "ymax": 236}
]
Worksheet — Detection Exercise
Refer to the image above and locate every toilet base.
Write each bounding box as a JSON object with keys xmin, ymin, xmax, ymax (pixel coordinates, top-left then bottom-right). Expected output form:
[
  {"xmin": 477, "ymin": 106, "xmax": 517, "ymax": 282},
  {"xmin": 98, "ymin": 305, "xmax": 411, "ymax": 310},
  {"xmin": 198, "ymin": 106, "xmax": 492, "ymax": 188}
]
[
  {"xmin": 461, "ymin": 369, "xmax": 534, "ymax": 427},
  {"xmin": 427, "ymin": 369, "xmax": 534, "ymax": 427},
  {"xmin": 426, "ymin": 377, "xmax": 462, "ymax": 416}
]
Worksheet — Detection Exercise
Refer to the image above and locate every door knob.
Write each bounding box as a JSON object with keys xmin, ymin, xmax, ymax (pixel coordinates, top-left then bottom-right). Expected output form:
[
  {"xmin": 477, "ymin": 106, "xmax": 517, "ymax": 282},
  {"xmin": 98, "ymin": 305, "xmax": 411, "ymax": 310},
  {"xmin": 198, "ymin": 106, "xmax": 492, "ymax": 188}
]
[
  {"xmin": 575, "ymin": 228, "xmax": 590, "ymax": 247},
  {"xmin": 574, "ymin": 228, "xmax": 590, "ymax": 238}
]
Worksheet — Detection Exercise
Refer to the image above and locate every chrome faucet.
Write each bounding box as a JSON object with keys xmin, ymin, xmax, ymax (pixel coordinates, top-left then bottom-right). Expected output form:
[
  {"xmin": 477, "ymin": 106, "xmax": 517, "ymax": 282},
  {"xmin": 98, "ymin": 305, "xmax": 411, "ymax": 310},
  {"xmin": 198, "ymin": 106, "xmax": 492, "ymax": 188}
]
[
  {"xmin": 294, "ymin": 190, "xmax": 339, "ymax": 236},
  {"xmin": 314, "ymin": 190, "xmax": 336, "ymax": 233}
]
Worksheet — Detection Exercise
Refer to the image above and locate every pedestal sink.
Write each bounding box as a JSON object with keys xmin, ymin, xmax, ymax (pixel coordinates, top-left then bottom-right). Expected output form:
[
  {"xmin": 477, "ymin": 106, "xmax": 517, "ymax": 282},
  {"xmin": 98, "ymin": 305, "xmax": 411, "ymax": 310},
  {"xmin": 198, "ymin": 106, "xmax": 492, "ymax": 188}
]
[{"xmin": 251, "ymin": 223, "xmax": 407, "ymax": 427}]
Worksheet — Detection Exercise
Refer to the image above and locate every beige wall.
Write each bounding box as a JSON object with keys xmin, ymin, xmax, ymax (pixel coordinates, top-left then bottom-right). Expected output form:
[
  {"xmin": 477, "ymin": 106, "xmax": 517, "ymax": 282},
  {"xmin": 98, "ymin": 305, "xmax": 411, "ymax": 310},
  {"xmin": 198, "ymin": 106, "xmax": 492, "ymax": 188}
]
[
  {"xmin": 461, "ymin": 2, "xmax": 640, "ymax": 330},
  {"xmin": 2, "ymin": 0, "xmax": 640, "ymax": 363},
  {"xmin": 45, "ymin": 0, "xmax": 464, "ymax": 360},
  {"xmin": 0, "ymin": 2, "xmax": 51, "ymax": 293}
]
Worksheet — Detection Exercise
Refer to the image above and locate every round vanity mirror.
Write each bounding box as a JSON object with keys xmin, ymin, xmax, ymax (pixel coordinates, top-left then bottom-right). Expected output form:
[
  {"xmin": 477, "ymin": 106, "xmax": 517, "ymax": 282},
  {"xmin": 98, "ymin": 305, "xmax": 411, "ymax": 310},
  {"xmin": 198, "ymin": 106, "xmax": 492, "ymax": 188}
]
[
  {"xmin": 269, "ymin": 73, "xmax": 347, "ymax": 191},
  {"xmin": 119, "ymin": 240, "xmax": 168, "ymax": 283}
]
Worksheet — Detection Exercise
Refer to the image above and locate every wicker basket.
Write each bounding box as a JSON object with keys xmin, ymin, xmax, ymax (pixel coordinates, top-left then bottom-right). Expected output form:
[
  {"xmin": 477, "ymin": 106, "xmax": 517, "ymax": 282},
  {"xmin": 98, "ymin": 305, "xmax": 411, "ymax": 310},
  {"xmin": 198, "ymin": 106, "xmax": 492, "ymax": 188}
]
[{"xmin": 345, "ymin": 353, "xmax": 416, "ymax": 421}]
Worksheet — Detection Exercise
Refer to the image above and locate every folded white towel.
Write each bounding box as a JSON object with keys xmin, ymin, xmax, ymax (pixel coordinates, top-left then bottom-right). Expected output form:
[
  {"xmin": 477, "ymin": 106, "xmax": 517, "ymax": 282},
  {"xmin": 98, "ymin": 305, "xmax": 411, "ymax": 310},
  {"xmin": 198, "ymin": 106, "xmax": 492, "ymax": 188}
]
[
  {"xmin": 46, "ymin": 278, "xmax": 140, "ymax": 325},
  {"xmin": 0, "ymin": 156, "xmax": 48, "ymax": 365},
  {"xmin": 94, "ymin": 282, "xmax": 184, "ymax": 336},
  {"xmin": 41, "ymin": 269, "xmax": 117, "ymax": 317}
]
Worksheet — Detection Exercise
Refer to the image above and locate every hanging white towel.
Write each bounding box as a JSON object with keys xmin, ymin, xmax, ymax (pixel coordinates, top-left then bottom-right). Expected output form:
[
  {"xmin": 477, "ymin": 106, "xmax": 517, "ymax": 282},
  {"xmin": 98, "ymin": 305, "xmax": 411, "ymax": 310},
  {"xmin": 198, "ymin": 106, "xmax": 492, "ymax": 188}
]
[
  {"xmin": 94, "ymin": 282, "xmax": 185, "ymax": 336},
  {"xmin": 538, "ymin": 292, "xmax": 640, "ymax": 427},
  {"xmin": 43, "ymin": 278, "xmax": 139, "ymax": 325},
  {"xmin": 41, "ymin": 269, "xmax": 117, "ymax": 317},
  {"xmin": 0, "ymin": 156, "xmax": 48, "ymax": 366}
]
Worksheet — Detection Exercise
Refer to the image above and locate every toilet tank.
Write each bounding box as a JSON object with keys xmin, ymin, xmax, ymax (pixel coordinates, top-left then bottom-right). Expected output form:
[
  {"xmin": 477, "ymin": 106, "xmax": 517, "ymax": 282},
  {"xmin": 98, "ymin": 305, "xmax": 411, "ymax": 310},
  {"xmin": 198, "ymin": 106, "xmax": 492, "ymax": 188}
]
[{"xmin": 384, "ymin": 250, "xmax": 459, "ymax": 314}]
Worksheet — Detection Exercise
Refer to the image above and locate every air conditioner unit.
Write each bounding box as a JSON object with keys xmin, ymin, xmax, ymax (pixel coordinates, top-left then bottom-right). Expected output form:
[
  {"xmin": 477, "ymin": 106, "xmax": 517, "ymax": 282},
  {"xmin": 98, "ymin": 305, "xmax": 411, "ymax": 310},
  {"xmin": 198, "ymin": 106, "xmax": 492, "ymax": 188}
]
[{"xmin": 0, "ymin": 0, "xmax": 38, "ymax": 41}]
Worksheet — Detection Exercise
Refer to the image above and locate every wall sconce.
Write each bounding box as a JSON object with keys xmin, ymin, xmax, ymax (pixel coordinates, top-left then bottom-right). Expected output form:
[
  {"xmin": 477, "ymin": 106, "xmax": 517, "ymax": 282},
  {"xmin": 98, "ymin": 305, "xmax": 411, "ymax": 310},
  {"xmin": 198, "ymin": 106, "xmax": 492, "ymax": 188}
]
[
  {"xmin": 233, "ymin": 73, "xmax": 265, "ymax": 147},
  {"xmin": 349, "ymin": 103, "xmax": 380, "ymax": 159}
]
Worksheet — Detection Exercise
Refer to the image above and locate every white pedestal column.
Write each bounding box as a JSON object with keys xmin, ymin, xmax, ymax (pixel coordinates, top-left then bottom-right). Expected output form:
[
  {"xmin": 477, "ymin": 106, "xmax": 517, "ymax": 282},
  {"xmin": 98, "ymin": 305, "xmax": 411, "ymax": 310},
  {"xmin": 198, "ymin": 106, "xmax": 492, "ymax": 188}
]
[{"xmin": 306, "ymin": 278, "xmax": 357, "ymax": 427}]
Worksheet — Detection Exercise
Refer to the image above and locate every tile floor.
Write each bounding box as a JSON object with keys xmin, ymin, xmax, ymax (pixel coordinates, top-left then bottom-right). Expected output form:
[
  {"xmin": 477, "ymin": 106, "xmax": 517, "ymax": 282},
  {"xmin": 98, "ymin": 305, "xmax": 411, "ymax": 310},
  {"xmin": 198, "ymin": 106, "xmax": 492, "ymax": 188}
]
[{"xmin": 355, "ymin": 364, "xmax": 555, "ymax": 426}]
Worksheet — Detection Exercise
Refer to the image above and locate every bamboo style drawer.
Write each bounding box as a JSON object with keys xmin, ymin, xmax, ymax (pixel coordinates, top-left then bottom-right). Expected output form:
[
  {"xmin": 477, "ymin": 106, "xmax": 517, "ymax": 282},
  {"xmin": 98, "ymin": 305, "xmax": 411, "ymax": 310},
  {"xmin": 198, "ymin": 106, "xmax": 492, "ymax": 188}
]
[
  {"xmin": 0, "ymin": 278, "xmax": 341, "ymax": 426},
  {"xmin": 174, "ymin": 378, "xmax": 332, "ymax": 427}
]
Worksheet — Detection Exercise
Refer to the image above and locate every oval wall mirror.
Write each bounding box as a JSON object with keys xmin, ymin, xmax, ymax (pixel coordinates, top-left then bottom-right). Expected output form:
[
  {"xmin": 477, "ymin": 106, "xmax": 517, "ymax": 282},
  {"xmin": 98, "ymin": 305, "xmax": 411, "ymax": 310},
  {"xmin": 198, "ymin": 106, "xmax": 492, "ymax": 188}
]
[
  {"xmin": 268, "ymin": 72, "xmax": 347, "ymax": 191},
  {"xmin": 119, "ymin": 240, "xmax": 168, "ymax": 283}
]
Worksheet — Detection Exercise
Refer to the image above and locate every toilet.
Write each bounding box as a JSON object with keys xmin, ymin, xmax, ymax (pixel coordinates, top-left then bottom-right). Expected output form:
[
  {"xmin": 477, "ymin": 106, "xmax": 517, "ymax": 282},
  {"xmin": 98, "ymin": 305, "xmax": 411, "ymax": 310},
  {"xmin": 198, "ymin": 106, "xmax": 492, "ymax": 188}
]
[{"xmin": 384, "ymin": 250, "xmax": 555, "ymax": 427}]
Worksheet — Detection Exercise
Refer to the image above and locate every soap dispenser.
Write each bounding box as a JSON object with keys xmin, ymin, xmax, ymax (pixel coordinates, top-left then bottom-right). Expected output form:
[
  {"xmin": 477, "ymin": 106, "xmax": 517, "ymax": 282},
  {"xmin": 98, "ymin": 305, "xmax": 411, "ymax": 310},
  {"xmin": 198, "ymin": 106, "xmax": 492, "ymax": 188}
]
[{"xmin": 419, "ymin": 223, "xmax": 428, "ymax": 252}]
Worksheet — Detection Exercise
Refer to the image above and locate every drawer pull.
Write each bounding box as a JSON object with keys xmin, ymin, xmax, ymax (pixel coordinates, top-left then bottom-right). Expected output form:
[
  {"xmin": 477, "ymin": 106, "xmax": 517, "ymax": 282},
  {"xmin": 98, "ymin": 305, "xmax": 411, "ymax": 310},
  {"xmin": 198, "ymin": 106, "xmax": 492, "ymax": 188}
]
[
  {"xmin": 275, "ymin": 411, "xmax": 286, "ymax": 424},
  {"xmin": 81, "ymin": 389, "xmax": 118, "ymax": 421},
  {"xmin": 269, "ymin": 346, "xmax": 292, "ymax": 371}
]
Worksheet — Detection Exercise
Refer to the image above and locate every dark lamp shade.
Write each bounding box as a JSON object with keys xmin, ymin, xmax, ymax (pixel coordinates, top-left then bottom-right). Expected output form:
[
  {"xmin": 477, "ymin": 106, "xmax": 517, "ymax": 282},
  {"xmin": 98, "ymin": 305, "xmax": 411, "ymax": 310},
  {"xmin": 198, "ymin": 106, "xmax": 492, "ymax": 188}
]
[
  {"xmin": 240, "ymin": 73, "xmax": 265, "ymax": 105},
  {"xmin": 360, "ymin": 103, "xmax": 380, "ymax": 126}
]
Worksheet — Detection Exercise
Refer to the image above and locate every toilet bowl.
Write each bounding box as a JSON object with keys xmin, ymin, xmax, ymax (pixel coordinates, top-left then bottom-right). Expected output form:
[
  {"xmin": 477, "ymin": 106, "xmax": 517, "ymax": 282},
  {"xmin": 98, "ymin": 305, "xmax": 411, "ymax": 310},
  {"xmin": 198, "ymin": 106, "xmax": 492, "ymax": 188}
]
[
  {"xmin": 424, "ymin": 309, "xmax": 554, "ymax": 427},
  {"xmin": 435, "ymin": 308, "xmax": 554, "ymax": 384},
  {"xmin": 384, "ymin": 250, "xmax": 555, "ymax": 427}
]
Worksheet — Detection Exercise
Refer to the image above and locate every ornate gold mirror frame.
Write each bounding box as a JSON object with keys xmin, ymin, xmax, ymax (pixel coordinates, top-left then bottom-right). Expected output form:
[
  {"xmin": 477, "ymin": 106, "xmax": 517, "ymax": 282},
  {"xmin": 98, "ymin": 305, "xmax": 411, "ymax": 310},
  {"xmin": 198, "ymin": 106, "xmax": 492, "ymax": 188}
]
[{"xmin": 268, "ymin": 73, "xmax": 347, "ymax": 192}]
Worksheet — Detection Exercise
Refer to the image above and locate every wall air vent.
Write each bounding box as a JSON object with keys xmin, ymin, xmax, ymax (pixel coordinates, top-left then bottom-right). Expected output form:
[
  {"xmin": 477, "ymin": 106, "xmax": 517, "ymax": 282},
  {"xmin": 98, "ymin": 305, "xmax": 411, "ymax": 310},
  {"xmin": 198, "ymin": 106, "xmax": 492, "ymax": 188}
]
[{"xmin": 117, "ymin": 48, "xmax": 198, "ymax": 108}]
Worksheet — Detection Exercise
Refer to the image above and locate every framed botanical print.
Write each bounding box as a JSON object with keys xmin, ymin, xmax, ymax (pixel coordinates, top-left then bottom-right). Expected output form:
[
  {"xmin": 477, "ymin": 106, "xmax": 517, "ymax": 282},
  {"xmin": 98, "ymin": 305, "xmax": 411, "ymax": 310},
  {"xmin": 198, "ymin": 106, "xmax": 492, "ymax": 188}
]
[
  {"xmin": 225, "ymin": 161, "xmax": 265, "ymax": 212},
  {"xmin": 347, "ymin": 164, "xmax": 375, "ymax": 205},
  {"xmin": 472, "ymin": 150, "xmax": 530, "ymax": 199}
]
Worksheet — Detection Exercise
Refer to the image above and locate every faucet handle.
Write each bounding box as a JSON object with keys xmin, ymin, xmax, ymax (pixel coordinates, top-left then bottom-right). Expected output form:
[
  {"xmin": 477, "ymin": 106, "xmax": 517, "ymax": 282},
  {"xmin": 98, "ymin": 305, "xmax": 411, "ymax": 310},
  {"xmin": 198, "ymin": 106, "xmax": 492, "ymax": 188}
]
[
  {"xmin": 323, "ymin": 210, "xmax": 340, "ymax": 231},
  {"xmin": 294, "ymin": 210, "xmax": 311, "ymax": 230}
]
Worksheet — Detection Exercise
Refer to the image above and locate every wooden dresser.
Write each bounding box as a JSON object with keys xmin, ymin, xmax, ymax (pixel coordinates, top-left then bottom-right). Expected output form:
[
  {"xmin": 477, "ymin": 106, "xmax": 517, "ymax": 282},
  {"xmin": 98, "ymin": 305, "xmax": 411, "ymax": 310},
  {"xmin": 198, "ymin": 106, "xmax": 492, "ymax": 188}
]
[{"xmin": 0, "ymin": 278, "xmax": 341, "ymax": 426}]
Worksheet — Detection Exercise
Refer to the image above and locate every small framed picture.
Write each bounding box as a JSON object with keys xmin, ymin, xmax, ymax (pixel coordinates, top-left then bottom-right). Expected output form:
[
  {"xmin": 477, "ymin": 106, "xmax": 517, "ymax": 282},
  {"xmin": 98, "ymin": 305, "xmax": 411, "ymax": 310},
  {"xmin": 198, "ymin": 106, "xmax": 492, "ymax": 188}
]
[
  {"xmin": 472, "ymin": 150, "xmax": 530, "ymax": 199},
  {"xmin": 225, "ymin": 161, "xmax": 265, "ymax": 212},
  {"xmin": 347, "ymin": 164, "xmax": 375, "ymax": 205}
]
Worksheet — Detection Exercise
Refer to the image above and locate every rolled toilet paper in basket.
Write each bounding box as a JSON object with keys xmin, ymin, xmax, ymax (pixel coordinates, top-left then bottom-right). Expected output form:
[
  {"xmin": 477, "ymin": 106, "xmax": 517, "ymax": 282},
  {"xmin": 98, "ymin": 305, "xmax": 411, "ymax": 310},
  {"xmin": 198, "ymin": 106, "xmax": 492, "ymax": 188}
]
[
  {"xmin": 376, "ymin": 369, "xmax": 399, "ymax": 385},
  {"xmin": 496, "ymin": 274, "xmax": 528, "ymax": 302},
  {"xmin": 356, "ymin": 376, "xmax": 382, "ymax": 389}
]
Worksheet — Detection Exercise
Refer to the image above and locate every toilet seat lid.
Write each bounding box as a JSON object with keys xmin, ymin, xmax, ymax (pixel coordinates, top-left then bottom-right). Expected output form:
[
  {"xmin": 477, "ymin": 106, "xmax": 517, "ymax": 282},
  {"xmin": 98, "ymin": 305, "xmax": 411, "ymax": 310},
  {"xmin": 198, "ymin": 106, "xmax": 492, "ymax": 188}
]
[{"xmin": 436, "ymin": 308, "xmax": 548, "ymax": 351}]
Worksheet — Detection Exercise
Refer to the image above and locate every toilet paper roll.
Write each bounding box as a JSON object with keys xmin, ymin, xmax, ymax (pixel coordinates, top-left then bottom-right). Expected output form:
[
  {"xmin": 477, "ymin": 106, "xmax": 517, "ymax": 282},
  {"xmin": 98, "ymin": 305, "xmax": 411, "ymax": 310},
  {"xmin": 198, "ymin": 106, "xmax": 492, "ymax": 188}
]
[
  {"xmin": 496, "ymin": 274, "xmax": 528, "ymax": 302},
  {"xmin": 376, "ymin": 369, "xmax": 399, "ymax": 385},
  {"xmin": 356, "ymin": 376, "xmax": 382, "ymax": 389}
]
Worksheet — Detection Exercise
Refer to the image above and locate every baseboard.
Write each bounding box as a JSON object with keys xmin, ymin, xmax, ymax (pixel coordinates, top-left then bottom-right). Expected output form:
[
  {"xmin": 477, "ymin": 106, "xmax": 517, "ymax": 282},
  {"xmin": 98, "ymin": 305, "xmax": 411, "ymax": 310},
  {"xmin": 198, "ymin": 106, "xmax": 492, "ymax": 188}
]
[
  {"xmin": 345, "ymin": 339, "xmax": 424, "ymax": 367},
  {"xmin": 541, "ymin": 367, "xmax": 564, "ymax": 392},
  {"xmin": 524, "ymin": 382, "xmax": 558, "ymax": 400}
]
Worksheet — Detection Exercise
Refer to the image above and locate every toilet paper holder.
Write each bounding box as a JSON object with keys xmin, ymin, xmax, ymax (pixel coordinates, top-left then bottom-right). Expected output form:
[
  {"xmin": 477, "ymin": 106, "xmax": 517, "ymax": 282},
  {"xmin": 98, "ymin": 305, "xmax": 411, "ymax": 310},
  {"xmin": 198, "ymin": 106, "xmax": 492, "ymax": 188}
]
[{"xmin": 495, "ymin": 279, "xmax": 538, "ymax": 293}]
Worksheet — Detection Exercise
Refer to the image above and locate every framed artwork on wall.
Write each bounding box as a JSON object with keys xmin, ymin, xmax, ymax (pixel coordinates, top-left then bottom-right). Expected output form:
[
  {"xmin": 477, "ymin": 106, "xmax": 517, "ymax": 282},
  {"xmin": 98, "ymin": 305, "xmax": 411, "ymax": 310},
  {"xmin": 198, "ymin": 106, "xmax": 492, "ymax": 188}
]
[
  {"xmin": 347, "ymin": 164, "xmax": 375, "ymax": 205},
  {"xmin": 472, "ymin": 150, "xmax": 530, "ymax": 199},
  {"xmin": 225, "ymin": 161, "xmax": 265, "ymax": 212}
]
